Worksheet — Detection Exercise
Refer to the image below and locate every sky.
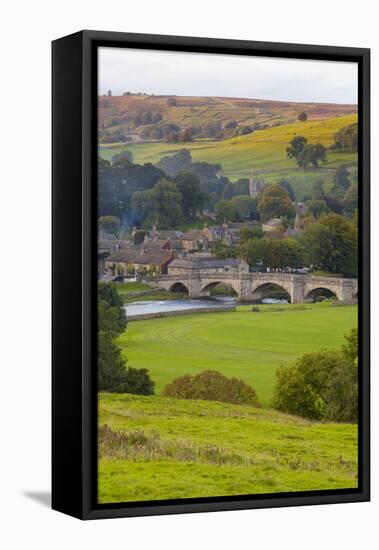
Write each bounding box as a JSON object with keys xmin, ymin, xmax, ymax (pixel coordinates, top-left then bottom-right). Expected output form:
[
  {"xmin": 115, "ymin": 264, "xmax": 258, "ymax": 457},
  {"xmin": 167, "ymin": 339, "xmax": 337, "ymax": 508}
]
[{"xmin": 99, "ymin": 47, "xmax": 358, "ymax": 104}]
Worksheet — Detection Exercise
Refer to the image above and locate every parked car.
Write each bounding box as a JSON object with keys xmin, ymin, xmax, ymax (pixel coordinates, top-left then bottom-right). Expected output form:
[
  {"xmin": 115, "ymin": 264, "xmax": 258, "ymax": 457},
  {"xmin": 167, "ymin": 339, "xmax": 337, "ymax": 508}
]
[{"xmin": 113, "ymin": 275, "xmax": 125, "ymax": 282}]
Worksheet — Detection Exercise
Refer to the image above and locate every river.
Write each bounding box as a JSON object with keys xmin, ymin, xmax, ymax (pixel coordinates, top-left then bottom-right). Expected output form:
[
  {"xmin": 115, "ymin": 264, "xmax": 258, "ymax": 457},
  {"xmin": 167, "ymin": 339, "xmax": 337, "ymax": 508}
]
[{"xmin": 125, "ymin": 296, "xmax": 289, "ymax": 318}]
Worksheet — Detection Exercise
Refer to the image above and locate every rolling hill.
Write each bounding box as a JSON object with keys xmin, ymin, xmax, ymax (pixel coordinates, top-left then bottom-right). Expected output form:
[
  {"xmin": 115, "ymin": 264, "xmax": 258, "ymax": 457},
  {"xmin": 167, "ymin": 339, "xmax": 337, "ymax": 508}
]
[
  {"xmin": 100, "ymin": 113, "xmax": 358, "ymax": 197},
  {"xmin": 99, "ymin": 93, "xmax": 357, "ymax": 141}
]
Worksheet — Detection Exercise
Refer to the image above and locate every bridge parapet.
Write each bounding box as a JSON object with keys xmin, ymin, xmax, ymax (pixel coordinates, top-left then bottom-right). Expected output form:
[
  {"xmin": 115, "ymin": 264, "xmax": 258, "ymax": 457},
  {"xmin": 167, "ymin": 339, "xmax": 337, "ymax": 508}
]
[{"xmin": 155, "ymin": 272, "xmax": 358, "ymax": 303}]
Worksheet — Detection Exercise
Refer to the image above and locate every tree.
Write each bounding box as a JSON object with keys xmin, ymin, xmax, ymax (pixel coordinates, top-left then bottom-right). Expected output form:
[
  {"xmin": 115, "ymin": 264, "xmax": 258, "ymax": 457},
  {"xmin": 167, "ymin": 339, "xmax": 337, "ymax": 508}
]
[
  {"xmin": 132, "ymin": 179, "xmax": 183, "ymax": 228},
  {"xmin": 98, "ymin": 283, "xmax": 154, "ymax": 395},
  {"xmin": 162, "ymin": 370, "xmax": 259, "ymax": 406},
  {"xmin": 286, "ymin": 135, "xmax": 307, "ymax": 162},
  {"xmin": 331, "ymin": 165, "xmax": 351, "ymax": 197},
  {"xmin": 215, "ymin": 200, "xmax": 239, "ymax": 224},
  {"xmin": 111, "ymin": 150, "xmax": 133, "ymax": 164},
  {"xmin": 298, "ymin": 111, "xmax": 308, "ymax": 122},
  {"xmin": 213, "ymin": 240, "xmax": 236, "ymax": 259},
  {"xmin": 278, "ymin": 180, "xmax": 296, "ymax": 201},
  {"xmin": 174, "ymin": 171, "xmax": 205, "ymax": 218},
  {"xmin": 343, "ymin": 184, "xmax": 358, "ymax": 216},
  {"xmin": 257, "ymin": 184, "xmax": 295, "ymax": 221},
  {"xmin": 297, "ymin": 143, "xmax": 327, "ymax": 169},
  {"xmin": 107, "ymin": 89, "xmax": 112, "ymax": 96},
  {"xmin": 272, "ymin": 329, "xmax": 358, "ymax": 422},
  {"xmin": 305, "ymin": 199, "xmax": 331, "ymax": 219},
  {"xmin": 300, "ymin": 213, "xmax": 357, "ymax": 276},
  {"xmin": 157, "ymin": 148, "xmax": 192, "ymax": 176},
  {"xmin": 312, "ymin": 179, "xmax": 325, "ymax": 197},
  {"xmin": 238, "ymin": 238, "xmax": 264, "ymax": 267},
  {"xmin": 333, "ymin": 122, "xmax": 358, "ymax": 152},
  {"xmin": 230, "ymin": 195, "xmax": 258, "ymax": 220},
  {"xmin": 98, "ymin": 282, "xmax": 127, "ymax": 333},
  {"xmin": 240, "ymin": 225, "xmax": 264, "ymax": 242},
  {"xmin": 98, "ymin": 215, "xmax": 121, "ymax": 236}
]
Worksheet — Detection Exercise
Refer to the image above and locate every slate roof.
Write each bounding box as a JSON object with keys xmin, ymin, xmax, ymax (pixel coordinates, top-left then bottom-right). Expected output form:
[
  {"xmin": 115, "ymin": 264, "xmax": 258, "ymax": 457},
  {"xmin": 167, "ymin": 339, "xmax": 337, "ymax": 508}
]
[
  {"xmin": 181, "ymin": 230, "xmax": 207, "ymax": 240},
  {"xmin": 169, "ymin": 257, "xmax": 242, "ymax": 269},
  {"xmin": 107, "ymin": 248, "xmax": 173, "ymax": 266}
]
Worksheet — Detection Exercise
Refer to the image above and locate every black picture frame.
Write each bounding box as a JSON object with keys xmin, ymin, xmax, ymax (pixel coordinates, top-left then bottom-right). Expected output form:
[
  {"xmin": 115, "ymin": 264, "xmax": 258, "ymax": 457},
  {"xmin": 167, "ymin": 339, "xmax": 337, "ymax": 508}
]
[{"xmin": 52, "ymin": 30, "xmax": 370, "ymax": 520}]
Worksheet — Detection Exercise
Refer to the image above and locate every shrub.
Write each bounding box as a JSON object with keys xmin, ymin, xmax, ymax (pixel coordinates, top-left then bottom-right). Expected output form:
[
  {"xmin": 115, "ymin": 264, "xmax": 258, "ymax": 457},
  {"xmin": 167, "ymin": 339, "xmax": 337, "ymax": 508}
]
[
  {"xmin": 272, "ymin": 330, "xmax": 358, "ymax": 422},
  {"xmin": 162, "ymin": 370, "xmax": 259, "ymax": 406}
]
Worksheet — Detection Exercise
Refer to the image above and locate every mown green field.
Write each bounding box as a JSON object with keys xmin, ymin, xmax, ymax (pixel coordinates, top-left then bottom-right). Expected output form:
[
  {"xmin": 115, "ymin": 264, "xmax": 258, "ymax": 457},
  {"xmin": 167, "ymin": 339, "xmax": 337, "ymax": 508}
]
[
  {"xmin": 100, "ymin": 114, "xmax": 357, "ymax": 196},
  {"xmin": 98, "ymin": 392, "xmax": 358, "ymax": 503},
  {"xmin": 118, "ymin": 303, "xmax": 357, "ymax": 405}
]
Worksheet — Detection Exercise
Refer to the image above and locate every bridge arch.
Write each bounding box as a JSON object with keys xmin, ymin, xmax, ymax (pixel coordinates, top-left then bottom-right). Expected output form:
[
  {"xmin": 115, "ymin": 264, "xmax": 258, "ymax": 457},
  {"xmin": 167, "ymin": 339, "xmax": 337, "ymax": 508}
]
[
  {"xmin": 169, "ymin": 281, "xmax": 189, "ymax": 294},
  {"xmin": 200, "ymin": 281, "xmax": 239, "ymax": 296},
  {"xmin": 304, "ymin": 287, "xmax": 338, "ymax": 302},
  {"xmin": 251, "ymin": 282, "xmax": 292, "ymax": 303}
]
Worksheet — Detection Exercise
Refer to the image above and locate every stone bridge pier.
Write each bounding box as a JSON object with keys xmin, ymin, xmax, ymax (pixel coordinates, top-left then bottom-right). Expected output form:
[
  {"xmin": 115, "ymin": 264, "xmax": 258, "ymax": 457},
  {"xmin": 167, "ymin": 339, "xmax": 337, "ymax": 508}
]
[{"xmin": 156, "ymin": 272, "xmax": 358, "ymax": 304}]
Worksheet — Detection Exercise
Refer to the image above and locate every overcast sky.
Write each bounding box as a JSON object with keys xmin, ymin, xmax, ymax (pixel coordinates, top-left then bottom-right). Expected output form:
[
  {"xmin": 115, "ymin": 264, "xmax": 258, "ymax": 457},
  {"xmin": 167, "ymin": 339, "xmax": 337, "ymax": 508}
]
[{"xmin": 98, "ymin": 47, "xmax": 358, "ymax": 104}]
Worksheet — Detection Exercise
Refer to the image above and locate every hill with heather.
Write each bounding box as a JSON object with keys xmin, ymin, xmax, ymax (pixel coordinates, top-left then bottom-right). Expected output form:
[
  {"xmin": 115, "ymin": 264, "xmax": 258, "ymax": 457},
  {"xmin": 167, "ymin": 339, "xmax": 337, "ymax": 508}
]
[{"xmin": 99, "ymin": 93, "xmax": 357, "ymax": 143}]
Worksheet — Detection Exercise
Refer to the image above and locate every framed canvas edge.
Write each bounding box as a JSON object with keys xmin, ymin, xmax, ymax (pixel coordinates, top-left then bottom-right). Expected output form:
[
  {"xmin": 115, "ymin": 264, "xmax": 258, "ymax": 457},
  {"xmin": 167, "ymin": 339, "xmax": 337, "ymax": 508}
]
[{"xmin": 53, "ymin": 30, "xmax": 370, "ymax": 520}]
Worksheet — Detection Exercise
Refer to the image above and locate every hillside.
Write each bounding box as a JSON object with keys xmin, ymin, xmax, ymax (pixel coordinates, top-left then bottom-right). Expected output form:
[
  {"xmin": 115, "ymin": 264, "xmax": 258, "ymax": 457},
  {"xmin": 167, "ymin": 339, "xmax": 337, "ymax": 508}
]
[
  {"xmin": 99, "ymin": 93, "xmax": 357, "ymax": 142},
  {"xmin": 100, "ymin": 113, "xmax": 358, "ymax": 197},
  {"xmin": 98, "ymin": 392, "xmax": 358, "ymax": 503}
]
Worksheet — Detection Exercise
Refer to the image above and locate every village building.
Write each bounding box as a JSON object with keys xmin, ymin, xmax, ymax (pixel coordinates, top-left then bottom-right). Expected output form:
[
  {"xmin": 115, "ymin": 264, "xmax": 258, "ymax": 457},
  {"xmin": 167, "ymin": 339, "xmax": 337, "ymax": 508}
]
[
  {"xmin": 105, "ymin": 248, "xmax": 175, "ymax": 276},
  {"xmin": 181, "ymin": 229, "xmax": 210, "ymax": 252},
  {"xmin": 98, "ymin": 230, "xmax": 130, "ymax": 254},
  {"xmin": 168, "ymin": 257, "xmax": 249, "ymax": 275},
  {"xmin": 262, "ymin": 218, "xmax": 284, "ymax": 233}
]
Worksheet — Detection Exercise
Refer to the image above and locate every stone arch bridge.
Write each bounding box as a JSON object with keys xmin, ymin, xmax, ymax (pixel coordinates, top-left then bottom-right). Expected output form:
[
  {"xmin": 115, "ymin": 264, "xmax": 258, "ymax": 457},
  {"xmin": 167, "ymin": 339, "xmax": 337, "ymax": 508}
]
[{"xmin": 156, "ymin": 272, "xmax": 358, "ymax": 303}]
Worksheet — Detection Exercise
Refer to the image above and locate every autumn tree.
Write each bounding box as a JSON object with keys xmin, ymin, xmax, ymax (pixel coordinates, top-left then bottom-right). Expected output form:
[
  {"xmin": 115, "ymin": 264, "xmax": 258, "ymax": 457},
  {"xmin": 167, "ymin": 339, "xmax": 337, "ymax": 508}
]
[{"xmin": 257, "ymin": 184, "xmax": 295, "ymax": 221}]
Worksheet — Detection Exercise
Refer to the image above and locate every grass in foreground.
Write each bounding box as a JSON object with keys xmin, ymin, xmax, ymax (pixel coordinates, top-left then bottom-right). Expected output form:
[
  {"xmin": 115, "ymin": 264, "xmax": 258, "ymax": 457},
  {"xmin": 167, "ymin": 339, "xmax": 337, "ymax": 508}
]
[
  {"xmin": 118, "ymin": 303, "xmax": 357, "ymax": 405},
  {"xmin": 98, "ymin": 393, "xmax": 358, "ymax": 503}
]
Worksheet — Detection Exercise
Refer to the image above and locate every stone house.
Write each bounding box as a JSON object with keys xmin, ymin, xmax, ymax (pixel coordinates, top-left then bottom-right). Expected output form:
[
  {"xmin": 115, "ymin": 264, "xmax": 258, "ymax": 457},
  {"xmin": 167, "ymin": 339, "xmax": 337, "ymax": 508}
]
[
  {"xmin": 168, "ymin": 257, "xmax": 249, "ymax": 275},
  {"xmin": 181, "ymin": 229, "xmax": 210, "ymax": 252},
  {"xmin": 105, "ymin": 248, "xmax": 175, "ymax": 276}
]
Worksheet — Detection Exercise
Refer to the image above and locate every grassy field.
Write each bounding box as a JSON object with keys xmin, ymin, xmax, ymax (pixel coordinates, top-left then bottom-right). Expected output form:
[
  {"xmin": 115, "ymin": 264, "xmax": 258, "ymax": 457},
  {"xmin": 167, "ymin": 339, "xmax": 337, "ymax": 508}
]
[
  {"xmin": 100, "ymin": 114, "xmax": 358, "ymax": 197},
  {"xmin": 98, "ymin": 392, "xmax": 358, "ymax": 503},
  {"xmin": 119, "ymin": 303, "xmax": 357, "ymax": 405}
]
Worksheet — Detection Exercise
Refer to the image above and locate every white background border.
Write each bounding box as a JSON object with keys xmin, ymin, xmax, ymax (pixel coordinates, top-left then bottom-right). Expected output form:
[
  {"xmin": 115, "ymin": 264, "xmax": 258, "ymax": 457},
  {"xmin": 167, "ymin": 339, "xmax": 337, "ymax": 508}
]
[{"xmin": 0, "ymin": 1, "xmax": 376, "ymax": 548}]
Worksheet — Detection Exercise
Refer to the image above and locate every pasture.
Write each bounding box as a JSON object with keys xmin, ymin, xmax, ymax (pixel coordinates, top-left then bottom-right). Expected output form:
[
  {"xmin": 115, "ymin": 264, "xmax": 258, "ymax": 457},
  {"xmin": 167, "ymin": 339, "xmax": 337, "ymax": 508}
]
[
  {"xmin": 118, "ymin": 303, "xmax": 357, "ymax": 405},
  {"xmin": 98, "ymin": 392, "xmax": 358, "ymax": 503},
  {"xmin": 100, "ymin": 114, "xmax": 358, "ymax": 197}
]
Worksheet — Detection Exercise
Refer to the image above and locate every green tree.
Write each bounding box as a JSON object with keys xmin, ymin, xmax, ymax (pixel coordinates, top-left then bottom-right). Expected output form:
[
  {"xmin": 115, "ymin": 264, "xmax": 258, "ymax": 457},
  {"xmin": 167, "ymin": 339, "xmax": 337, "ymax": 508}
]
[
  {"xmin": 97, "ymin": 283, "xmax": 154, "ymax": 395},
  {"xmin": 111, "ymin": 150, "xmax": 133, "ymax": 164},
  {"xmin": 272, "ymin": 329, "xmax": 358, "ymax": 422},
  {"xmin": 215, "ymin": 199, "xmax": 239, "ymax": 224},
  {"xmin": 278, "ymin": 179, "xmax": 296, "ymax": 201},
  {"xmin": 132, "ymin": 179, "xmax": 184, "ymax": 228},
  {"xmin": 300, "ymin": 214, "xmax": 357, "ymax": 276},
  {"xmin": 305, "ymin": 199, "xmax": 331, "ymax": 219},
  {"xmin": 240, "ymin": 225, "xmax": 264, "ymax": 242},
  {"xmin": 238, "ymin": 238, "xmax": 264, "ymax": 267},
  {"xmin": 343, "ymin": 184, "xmax": 358, "ymax": 216},
  {"xmin": 311, "ymin": 179, "xmax": 325, "ymax": 197},
  {"xmin": 331, "ymin": 165, "xmax": 351, "ymax": 197},
  {"xmin": 286, "ymin": 135, "xmax": 307, "ymax": 162},
  {"xmin": 230, "ymin": 195, "xmax": 258, "ymax": 220},
  {"xmin": 174, "ymin": 171, "xmax": 205, "ymax": 218},
  {"xmin": 333, "ymin": 122, "xmax": 358, "ymax": 152},
  {"xmin": 257, "ymin": 184, "xmax": 295, "ymax": 221},
  {"xmin": 297, "ymin": 143, "xmax": 327, "ymax": 169},
  {"xmin": 212, "ymin": 240, "xmax": 236, "ymax": 259},
  {"xmin": 98, "ymin": 215, "xmax": 121, "ymax": 236}
]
